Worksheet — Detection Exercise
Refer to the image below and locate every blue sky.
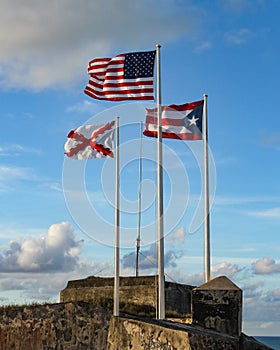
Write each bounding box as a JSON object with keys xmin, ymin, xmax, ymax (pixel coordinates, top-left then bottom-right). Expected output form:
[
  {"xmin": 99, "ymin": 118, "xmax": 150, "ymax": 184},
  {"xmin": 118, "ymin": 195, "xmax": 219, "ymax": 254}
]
[{"xmin": 0, "ymin": 0, "xmax": 280, "ymax": 336}]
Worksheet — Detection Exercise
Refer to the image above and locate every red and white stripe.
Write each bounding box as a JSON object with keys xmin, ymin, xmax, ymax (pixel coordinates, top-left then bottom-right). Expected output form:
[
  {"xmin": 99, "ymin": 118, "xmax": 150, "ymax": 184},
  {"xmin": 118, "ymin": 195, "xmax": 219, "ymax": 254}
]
[
  {"xmin": 143, "ymin": 101, "xmax": 204, "ymax": 140},
  {"xmin": 84, "ymin": 55, "xmax": 154, "ymax": 101}
]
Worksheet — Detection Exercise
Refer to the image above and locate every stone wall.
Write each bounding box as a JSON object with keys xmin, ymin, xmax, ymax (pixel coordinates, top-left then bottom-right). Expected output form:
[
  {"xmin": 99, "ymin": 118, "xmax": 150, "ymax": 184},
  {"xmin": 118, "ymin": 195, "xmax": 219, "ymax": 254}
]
[
  {"xmin": 0, "ymin": 275, "xmax": 273, "ymax": 350},
  {"xmin": 60, "ymin": 275, "xmax": 193, "ymax": 316},
  {"xmin": 107, "ymin": 317, "xmax": 273, "ymax": 350},
  {"xmin": 0, "ymin": 302, "xmax": 111, "ymax": 350},
  {"xmin": 0, "ymin": 303, "xmax": 272, "ymax": 350}
]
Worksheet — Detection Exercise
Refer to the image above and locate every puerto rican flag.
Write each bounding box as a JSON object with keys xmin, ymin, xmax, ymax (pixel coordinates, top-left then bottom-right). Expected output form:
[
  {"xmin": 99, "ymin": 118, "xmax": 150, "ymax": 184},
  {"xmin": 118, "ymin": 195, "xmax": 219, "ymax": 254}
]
[
  {"xmin": 143, "ymin": 100, "xmax": 204, "ymax": 140},
  {"xmin": 64, "ymin": 121, "xmax": 115, "ymax": 160}
]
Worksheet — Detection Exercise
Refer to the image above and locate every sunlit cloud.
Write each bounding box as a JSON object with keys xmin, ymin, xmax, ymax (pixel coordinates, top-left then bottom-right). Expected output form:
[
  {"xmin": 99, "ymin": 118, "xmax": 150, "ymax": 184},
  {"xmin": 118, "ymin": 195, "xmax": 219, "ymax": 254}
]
[
  {"xmin": 0, "ymin": 222, "xmax": 83, "ymax": 272},
  {"xmin": 252, "ymin": 257, "xmax": 280, "ymax": 275}
]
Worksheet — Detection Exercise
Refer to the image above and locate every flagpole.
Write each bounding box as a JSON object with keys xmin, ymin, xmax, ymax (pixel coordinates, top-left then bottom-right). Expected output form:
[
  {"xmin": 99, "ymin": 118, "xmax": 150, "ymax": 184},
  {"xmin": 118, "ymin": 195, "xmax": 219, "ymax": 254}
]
[
  {"xmin": 114, "ymin": 116, "xmax": 120, "ymax": 316},
  {"xmin": 203, "ymin": 94, "xmax": 211, "ymax": 282},
  {"xmin": 156, "ymin": 44, "xmax": 165, "ymax": 319},
  {"xmin": 136, "ymin": 121, "xmax": 143, "ymax": 277}
]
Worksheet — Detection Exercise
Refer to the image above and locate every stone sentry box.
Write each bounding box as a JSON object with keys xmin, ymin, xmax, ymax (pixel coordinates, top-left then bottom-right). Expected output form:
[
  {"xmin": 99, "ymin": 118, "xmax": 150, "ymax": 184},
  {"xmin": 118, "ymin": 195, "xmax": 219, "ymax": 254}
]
[{"xmin": 191, "ymin": 276, "xmax": 242, "ymax": 337}]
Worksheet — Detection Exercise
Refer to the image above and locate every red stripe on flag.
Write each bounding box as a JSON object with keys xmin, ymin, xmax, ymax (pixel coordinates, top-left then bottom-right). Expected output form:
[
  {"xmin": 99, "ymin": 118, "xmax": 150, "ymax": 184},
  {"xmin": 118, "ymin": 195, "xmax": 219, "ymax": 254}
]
[
  {"xmin": 143, "ymin": 130, "xmax": 202, "ymax": 140},
  {"xmin": 143, "ymin": 100, "xmax": 204, "ymax": 140}
]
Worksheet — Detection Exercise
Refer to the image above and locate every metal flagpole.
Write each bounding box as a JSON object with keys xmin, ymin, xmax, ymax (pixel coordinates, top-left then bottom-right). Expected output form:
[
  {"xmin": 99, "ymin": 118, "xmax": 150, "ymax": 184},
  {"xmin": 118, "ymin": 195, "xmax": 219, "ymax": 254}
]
[
  {"xmin": 114, "ymin": 116, "xmax": 120, "ymax": 316},
  {"xmin": 203, "ymin": 94, "xmax": 211, "ymax": 283},
  {"xmin": 156, "ymin": 44, "xmax": 165, "ymax": 319},
  {"xmin": 136, "ymin": 121, "xmax": 143, "ymax": 277}
]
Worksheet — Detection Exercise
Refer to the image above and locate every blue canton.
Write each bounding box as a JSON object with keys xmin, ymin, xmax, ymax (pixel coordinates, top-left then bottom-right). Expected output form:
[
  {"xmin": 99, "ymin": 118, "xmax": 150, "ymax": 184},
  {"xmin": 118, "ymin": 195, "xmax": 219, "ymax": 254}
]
[{"xmin": 124, "ymin": 51, "xmax": 156, "ymax": 79}]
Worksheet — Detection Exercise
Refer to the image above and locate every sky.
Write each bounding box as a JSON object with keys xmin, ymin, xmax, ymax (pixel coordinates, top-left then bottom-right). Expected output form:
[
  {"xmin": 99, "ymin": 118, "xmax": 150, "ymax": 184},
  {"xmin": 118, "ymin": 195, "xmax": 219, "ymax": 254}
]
[{"xmin": 0, "ymin": 0, "xmax": 280, "ymax": 336}]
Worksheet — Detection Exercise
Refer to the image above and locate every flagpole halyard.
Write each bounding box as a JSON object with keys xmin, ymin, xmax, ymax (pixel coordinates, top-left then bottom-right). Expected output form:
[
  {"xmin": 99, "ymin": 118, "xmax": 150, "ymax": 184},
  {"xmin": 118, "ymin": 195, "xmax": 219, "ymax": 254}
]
[
  {"xmin": 156, "ymin": 44, "xmax": 165, "ymax": 320},
  {"xmin": 203, "ymin": 94, "xmax": 211, "ymax": 283},
  {"xmin": 114, "ymin": 116, "xmax": 120, "ymax": 316}
]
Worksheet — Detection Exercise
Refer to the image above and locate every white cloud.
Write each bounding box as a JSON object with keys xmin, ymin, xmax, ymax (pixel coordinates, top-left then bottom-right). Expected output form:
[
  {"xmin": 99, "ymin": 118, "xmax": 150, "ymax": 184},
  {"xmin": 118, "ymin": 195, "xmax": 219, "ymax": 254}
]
[
  {"xmin": 0, "ymin": 164, "xmax": 41, "ymax": 193},
  {"xmin": 265, "ymin": 288, "xmax": 280, "ymax": 302},
  {"xmin": 66, "ymin": 100, "xmax": 101, "ymax": 114},
  {"xmin": 166, "ymin": 227, "xmax": 186, "ymax": 245},
  {"xmin": 214, "ymin": 195, "xmax": 262, "ymax": 206},
  {"xmin": 225, "ymin": 28, "xmax": 254, "ymax": 45},
  {"xmin": 0, "ymin": 260, "xmax": 114, "ymax": 304},
  {"xmin": 252, "ymin": 257, "xmax": 280, "ymax": 275},
  {"xmin": 0, "ymin": 143, "xmax": 41, "ymax": 157},
  {"xmin": 242, "ymin": 281, "xmax": 264, "ymax": 292},
  {"xmin": 211, "ymin": 262, "xmax": 242, "ymax": 279},
  {"xmin": 194, "ymin": 41, "xmax": 212, "ymax": 53},
  {"xmin": 0, "ymin": 165, "xmax": 38, "ymax": 181},
  {"xmin": 0, "ymin": 0, "xmax": 199, "ymax": 90},
  {"xmin": 166, "ymin": 262, "xmax": 243, "ymax": 287},
  {"xmin": 182, "ymin": 271, "xmax": 204, "ymax": 287},
  {"xmin": 0, "ymin": 222, "xmax": 83, "ymax": 272},
  {"xmin": 260, "ymin": 321, "xmax": 276, "ymax": 329},
  {"xmin": 248, "ymin": 207, "xmax": 280, "ymax": 219}
]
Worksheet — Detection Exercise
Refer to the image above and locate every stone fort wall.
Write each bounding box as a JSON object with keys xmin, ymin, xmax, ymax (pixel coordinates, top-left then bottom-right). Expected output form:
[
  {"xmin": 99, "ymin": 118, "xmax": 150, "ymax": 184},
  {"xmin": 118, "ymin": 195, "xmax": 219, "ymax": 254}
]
[
  {"xmin": 0, "ymin": 303, "xmax": 272, "ymax": 350},
  {"xmin": 0, "ymin": 275, "xmax": 273, "ymax": 350},
  {"xmin": 60, "ymin": 275, "xmax": 194, "ymax": 316},
  {"xmin": 0, "ymin": 302, "xmax": 112, "ymax": 350}
]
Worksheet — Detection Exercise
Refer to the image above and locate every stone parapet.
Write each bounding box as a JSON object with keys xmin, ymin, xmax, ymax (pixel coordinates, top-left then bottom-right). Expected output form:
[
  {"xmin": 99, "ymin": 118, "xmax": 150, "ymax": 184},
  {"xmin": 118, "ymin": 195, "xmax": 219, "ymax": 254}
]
[{"xmin": 60, "ymin": 275, "xmax": 194, "ymax": 316}]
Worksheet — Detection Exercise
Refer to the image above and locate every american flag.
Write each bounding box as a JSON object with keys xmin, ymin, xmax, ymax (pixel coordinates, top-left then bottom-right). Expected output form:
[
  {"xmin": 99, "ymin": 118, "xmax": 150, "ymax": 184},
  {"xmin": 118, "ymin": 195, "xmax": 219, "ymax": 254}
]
[
  {"xmin": 143, "ymin": 100, "xmax": 204, "ymax": 140},
  {"xmin": 84, "ymin": 50, "xmax": 156, "ymax": 101}
]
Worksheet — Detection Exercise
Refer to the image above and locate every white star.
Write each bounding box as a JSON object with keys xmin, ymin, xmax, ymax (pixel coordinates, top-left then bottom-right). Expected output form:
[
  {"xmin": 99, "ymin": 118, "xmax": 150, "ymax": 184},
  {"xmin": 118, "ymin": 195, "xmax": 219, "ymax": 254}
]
[{"xmin": 188, "ymin": 115, "xmax": 199, "ymax": 126}]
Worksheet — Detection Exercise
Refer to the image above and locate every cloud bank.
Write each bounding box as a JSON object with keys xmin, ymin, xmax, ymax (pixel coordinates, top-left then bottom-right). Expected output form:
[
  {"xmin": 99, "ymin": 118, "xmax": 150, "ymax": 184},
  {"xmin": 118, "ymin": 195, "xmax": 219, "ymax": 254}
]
[
  {"xmin": 0, "ymin": 0, "xmax": 198, "ymax": 90},
  {"xmin": 0, "ymin": 222, "xmax": 83, "ymax": 272}
]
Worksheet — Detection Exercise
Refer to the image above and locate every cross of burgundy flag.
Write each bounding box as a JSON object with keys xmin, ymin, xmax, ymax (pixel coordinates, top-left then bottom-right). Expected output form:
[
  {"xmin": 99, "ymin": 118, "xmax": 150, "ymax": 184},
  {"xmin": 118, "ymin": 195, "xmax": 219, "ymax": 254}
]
[
  {"xmin": 84, "ymin": 50, "xmax": 156, "ymax": 101},
  {"xmin": 143, "ymin": 100, "xmax": 204, "ymax": 140},
  {"xmin": 64, "ymin": 121, "xmax": 115, "ymax": 160}
]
